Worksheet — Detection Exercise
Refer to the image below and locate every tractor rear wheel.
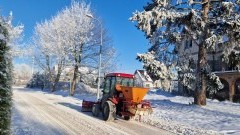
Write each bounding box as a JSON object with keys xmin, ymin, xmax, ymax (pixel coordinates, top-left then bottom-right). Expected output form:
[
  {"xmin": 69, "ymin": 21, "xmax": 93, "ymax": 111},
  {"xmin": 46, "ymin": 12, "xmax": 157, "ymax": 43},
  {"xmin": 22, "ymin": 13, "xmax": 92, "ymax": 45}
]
[
  {"xmin": 102, "ymin": 101, "xmax": 116, "ymax": 121},
  {"xmin": 92, "ymin": 104, "xmax": 100, "ymax": 117}
]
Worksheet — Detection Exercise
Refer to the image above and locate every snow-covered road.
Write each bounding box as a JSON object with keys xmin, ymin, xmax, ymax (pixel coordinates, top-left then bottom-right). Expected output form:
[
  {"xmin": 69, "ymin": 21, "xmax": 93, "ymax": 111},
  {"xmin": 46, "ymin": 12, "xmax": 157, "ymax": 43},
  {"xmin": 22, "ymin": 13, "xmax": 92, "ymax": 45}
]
[{"xmin": 11, "ymin": 87, "xmax": 172, "ymax": 135}]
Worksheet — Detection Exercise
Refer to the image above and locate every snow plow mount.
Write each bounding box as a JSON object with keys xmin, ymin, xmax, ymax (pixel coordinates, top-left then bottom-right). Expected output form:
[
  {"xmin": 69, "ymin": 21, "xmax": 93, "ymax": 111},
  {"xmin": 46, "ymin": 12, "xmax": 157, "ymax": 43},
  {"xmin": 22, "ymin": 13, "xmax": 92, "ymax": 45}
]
[
  {"xmin": 121, "ymin": 100, "xmax": 153, "ymax": 117},
  {"xmin": 81, "ymin": 100, "xmax": 96, "ymax": 112}
]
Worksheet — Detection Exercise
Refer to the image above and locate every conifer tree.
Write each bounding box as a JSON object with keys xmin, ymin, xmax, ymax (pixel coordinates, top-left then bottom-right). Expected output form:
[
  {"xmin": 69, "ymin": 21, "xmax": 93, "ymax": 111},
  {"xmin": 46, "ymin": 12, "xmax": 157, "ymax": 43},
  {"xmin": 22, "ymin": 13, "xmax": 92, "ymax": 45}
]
[
  {"xmin": 0, "ymin": 17, "xmax": 12, "ymax": 135},
  {"xmin": 0, "ymin": 11, "xmax": 23, "ymax": 134},
  {"xmin": 131, "ymin": 0, "xmax": 240, "ymax": 105}
]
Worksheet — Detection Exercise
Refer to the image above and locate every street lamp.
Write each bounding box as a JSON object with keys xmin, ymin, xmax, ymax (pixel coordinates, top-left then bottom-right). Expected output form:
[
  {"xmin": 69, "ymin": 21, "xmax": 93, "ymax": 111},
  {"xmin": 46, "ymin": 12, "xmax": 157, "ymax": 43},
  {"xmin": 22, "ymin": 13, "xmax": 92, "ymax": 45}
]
[{"xmin": 86, "ymin": 14, "xmax": 102, "ymax": 101}]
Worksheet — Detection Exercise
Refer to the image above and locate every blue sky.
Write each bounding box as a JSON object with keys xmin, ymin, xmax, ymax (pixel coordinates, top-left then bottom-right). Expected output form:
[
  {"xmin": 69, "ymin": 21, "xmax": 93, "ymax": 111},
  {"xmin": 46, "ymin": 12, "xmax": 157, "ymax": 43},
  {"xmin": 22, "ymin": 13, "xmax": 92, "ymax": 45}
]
[{"xmin": 0, "ymin": 0, "xmax": 150, "ymax": 74}]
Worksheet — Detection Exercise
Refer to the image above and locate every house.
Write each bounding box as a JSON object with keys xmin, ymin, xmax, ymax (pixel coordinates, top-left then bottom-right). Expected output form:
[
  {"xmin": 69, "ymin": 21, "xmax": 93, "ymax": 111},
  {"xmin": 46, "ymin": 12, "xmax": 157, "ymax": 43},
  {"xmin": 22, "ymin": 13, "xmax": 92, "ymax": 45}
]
[
  {"xmin": 178, "ymin": 33, "xmax": 240, "ymax": 102},
  {"xmin": 134, "ymin": 70, "xmax": 153, "ymax": 88}
]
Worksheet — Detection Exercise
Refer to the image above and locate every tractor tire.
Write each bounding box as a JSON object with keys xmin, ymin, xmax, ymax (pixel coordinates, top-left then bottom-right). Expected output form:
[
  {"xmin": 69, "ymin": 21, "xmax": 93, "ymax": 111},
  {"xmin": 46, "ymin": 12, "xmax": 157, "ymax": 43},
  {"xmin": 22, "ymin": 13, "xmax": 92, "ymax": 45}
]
[
  {"xmin": 102, "ymin": 101, "xmax": 116, "ymax": 121},
  {"xmin": 92, "ymin": 104, "xmax": 100, "ymax": 117},
  {"xmin": 124, "ymin": 116, "xmax": 131, "ymax": 121}
]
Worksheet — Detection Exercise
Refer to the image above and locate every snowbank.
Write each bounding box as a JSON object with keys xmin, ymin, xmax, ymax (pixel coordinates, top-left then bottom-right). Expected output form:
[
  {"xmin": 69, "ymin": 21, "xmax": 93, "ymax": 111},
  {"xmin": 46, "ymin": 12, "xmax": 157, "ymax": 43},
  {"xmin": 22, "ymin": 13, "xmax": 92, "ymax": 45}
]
[{"xmin": 143, "ymin": 89, "xmax": 240, "ymax": 135}]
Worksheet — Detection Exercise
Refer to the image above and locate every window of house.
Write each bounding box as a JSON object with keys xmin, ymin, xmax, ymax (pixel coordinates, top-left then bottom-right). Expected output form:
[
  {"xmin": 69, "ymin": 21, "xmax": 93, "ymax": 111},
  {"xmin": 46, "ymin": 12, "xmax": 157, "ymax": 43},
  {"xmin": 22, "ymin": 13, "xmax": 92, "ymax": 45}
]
[{"xmin": 185, "ymin": 39, "xmax": 192, "ymax": 50}]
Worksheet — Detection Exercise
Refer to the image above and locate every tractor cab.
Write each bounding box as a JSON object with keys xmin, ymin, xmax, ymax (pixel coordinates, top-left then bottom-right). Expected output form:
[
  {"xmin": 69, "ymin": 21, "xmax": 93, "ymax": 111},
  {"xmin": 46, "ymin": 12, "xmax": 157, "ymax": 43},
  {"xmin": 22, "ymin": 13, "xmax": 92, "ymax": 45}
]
[
  {"xmin": 102, "ymin": 73, "xmax": 134, "ymax": 96},
  {"xmin": 100, "ymin": 73, "xmax": 134, "ymax": 111}
]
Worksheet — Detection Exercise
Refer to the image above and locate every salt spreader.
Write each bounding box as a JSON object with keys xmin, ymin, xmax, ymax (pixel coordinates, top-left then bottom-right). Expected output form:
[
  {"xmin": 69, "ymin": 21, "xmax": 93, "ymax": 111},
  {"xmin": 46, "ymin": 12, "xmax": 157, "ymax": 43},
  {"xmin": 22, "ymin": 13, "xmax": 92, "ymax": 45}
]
[{"xmin": 82, "ymin": 73, "xmax": 153, "ymax": 121}]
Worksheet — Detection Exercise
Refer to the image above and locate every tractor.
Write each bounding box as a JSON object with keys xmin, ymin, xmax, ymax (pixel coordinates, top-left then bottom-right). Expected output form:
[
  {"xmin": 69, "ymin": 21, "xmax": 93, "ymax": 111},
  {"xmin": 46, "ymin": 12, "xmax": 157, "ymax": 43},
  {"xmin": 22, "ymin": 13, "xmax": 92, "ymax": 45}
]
[{"xmin": 82, "ymin": 73, "xmax": 153, "ymax": 121}]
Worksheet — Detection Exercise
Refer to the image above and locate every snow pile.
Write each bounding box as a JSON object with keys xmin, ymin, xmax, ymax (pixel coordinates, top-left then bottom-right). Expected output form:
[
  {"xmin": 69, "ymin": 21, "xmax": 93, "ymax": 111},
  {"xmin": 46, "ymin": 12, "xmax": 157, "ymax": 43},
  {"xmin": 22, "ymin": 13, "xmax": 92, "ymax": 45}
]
[
  {"xmin": 142, "ymin": 89, "xmax": 240, "ymax": 135},
  {"xmin": 77, "ymin": 82, "xmax": 97, "ymax": 94}
]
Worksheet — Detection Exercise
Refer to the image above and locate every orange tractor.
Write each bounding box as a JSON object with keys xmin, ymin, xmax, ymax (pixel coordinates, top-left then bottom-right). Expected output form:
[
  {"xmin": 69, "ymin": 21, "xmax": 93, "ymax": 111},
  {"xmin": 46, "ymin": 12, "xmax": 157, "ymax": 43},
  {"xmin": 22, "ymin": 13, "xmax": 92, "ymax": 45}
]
[{"xmin": 82, "ymin": 73, "xmax": 153, "ymax": 121}]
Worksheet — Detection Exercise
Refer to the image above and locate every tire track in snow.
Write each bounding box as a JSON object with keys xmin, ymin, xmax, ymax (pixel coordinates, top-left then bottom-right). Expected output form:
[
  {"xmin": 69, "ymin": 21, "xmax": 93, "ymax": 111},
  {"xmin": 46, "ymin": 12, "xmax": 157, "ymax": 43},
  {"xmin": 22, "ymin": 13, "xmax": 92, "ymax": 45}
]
[
  {"xmin": 28, "ymin": 91, "xmax": 169, "ymax": 135},
  {"xmin": 28, "ymin": 92, "xmax": 131, "ymax": 135},
  {"xmin": 15, "ymin": 90, "xmax": 128, "ymax": 135},
  {"xmin": 13, "ymin": 88, "xmax": 172, "ymax": 135},
  {"xmin": 12, "ymin": 91, "xmax": 67, "ymax": 135}
]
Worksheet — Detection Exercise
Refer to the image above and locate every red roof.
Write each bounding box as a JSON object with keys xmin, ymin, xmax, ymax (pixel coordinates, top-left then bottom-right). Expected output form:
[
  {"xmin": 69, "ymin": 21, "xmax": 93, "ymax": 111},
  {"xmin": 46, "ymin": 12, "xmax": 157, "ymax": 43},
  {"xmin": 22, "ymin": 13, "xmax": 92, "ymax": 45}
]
[{"xmin": 106, "ymin": 73, "xmax": 134, "ymax": 78}]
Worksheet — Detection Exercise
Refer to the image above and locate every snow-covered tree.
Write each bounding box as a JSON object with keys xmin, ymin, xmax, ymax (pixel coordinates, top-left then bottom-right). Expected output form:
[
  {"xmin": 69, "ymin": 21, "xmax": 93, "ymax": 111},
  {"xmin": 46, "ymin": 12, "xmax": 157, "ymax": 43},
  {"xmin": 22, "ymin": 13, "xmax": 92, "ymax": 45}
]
[
  {"xmin": 0, "ymin": 16, "xmax": 11, "ymax": 135},
  {"xmin": 0, "ymin": 11, "xmax": 23, "ymax": 134},
  {"xmin": 137, "ymin": 51, "xmax": 176, "ymax": 90},
  {"xmin": 33, "ymin": 1, "xmax": 116, "ymax": 95},
  {"xmin": 13, "ymin": 64, "xmax": 32, "ymax": 85},
  {"xmin": 60, "ymin": 1, "xmax": 116, "ymax": 95},
  {"xmin": 131, "ymin": 0, "xmax": 239, "ymax": 105},
  {"xmin": 33, "ymin": 17, "xmax": 68, "ymax": 92},
  {"xmin": 26, "ymin": 72, "xmax": 46, "ymax": 89}
]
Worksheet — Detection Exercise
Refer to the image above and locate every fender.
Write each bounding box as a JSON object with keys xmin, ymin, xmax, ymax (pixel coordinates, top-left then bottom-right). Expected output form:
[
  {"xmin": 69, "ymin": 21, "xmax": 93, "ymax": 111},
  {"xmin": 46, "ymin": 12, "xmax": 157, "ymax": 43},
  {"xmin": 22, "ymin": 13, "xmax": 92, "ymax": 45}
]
[{"xmin": 108, "ymin": 97, "xmax": 118, "ymax": 104}]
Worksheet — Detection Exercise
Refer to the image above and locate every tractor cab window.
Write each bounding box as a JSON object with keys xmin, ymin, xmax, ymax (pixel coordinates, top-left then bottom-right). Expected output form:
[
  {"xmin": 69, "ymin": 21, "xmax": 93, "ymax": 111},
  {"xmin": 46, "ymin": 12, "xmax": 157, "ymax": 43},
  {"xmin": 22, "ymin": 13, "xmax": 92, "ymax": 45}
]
[
  {"xmin": 116, "ymin": 77, "xmax": 134, "ymax": 87},
  {"xmin": 110, "ymin": 77, "xmax": 116, "ymax": 92},
  {"xmin": 103, "ymin": 77, "xmax": 116, "ymax": 94},
  {"xmin": 103, "ymin": 77, "xmax": 111, "ymax": 93}
]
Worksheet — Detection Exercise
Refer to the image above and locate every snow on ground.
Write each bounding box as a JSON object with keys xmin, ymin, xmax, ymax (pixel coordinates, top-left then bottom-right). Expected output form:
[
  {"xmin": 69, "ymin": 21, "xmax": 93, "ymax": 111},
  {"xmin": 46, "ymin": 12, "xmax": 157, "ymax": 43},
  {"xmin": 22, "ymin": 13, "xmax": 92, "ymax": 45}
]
[
  {"xmin": 11, "ymin": 87, "xmax": 170, "ymax": 135},
  {"xmin": 12, "ymin": 86, "xmax": 240, "ymax": 135},
  {"xmin": 142, "ymin": 90, "xmax": 240, "ymax": 135}
]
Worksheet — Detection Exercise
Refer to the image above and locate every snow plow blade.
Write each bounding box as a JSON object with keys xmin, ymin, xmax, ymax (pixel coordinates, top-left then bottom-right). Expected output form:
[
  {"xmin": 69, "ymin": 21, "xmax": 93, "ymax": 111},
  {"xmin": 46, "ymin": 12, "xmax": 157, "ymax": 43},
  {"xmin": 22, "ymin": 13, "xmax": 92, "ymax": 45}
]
[{"xmin": 81, "ymin": 100, "xmax": 95, "ymax": 112}]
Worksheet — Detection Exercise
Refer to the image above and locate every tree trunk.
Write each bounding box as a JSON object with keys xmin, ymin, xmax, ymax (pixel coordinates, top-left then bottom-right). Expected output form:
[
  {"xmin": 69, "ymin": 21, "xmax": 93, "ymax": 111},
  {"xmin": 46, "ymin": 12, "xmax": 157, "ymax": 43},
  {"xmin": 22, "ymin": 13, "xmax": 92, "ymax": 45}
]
[
  {"xmin": 70, "ymin": 65, "xmax": 78, "ymax": 96},
  {"xmin": 50, "ymin": 83, "xmax": 56, "ymax": 92},
  {"xmin": 46, "ymin": 55, "xmax": 55, "ymax": 92},
  {"xmin": 51, "ymin": 63, "xmax": 63, "ymax": 92},
  {"xmin": 70, "ymin": 44, "xmax": 83, "ymax": 96},
  {"xmin": 194, "ymin": 43, "xmax": 207, "ymax": 105},
  {"xmin": 194, "ymin": 0, "xmax": 209, "ymax": 106}
]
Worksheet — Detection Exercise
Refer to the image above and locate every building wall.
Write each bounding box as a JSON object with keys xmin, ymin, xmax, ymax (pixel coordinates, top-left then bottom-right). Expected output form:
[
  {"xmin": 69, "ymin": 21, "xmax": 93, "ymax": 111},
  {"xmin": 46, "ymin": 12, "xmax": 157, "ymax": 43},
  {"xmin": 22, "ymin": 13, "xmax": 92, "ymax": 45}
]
[
  {"xmin": 178, "ymin": 37, "xmax": 240, "ymax": 101},
  {"xmin": 134, "ymin": 71, "xmax": 154, "ymax": 88},
  {"xmin": 143, "ymin": 81, "xmax": 153, "ymax": 88},
  {"xmin": 178, "ymin": 38, "xmax": 227, "ymax": 71}
]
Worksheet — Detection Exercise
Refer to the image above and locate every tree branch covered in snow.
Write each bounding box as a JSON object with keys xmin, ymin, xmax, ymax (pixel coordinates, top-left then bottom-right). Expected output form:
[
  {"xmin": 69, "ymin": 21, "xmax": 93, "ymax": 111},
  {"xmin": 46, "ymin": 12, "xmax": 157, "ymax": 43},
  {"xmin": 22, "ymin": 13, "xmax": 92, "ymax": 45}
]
[
  {"xmin": 137, "ymin": 51, "xmax": 176, "ymax": 90},
  {"xmin": 32, "ymin": 1, "xmax": 116, "ymax": 94},
  {"xmin": 131, "ymin": 0, "xmax": 239, "ymax": 97}
]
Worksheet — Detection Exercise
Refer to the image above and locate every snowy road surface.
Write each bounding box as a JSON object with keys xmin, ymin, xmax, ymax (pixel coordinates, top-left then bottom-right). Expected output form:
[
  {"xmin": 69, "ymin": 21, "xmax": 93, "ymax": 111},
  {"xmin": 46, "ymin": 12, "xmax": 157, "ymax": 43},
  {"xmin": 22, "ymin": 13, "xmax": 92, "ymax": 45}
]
[{"xmin": 11, "ymin": 87, "xmax": 172, "ymax": 135}]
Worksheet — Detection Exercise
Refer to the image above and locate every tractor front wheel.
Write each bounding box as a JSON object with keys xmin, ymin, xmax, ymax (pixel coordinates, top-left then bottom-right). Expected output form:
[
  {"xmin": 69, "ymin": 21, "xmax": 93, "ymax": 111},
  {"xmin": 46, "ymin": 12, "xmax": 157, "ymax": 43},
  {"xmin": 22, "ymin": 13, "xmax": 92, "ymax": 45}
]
[{"xmin": 102, "ymin": 101, "xmax": 116, "ymax": 121}]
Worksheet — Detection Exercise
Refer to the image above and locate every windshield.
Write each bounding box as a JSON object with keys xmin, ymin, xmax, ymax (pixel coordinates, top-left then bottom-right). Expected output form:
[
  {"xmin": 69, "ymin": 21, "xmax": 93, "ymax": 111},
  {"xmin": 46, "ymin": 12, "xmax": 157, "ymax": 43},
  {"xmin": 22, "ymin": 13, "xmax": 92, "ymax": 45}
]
[{"xmin": 116, "ymin": 77, "xmax": 134, "ymax": 87}]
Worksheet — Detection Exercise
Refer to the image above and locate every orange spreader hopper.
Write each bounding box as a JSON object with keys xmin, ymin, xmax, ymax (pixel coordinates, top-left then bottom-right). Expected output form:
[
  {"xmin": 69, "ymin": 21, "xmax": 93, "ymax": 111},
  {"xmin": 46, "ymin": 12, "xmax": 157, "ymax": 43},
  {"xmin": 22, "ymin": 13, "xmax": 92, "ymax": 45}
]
[{"xmin": 116, "ymin": 85, "xmax": 149, "ymax": 103}]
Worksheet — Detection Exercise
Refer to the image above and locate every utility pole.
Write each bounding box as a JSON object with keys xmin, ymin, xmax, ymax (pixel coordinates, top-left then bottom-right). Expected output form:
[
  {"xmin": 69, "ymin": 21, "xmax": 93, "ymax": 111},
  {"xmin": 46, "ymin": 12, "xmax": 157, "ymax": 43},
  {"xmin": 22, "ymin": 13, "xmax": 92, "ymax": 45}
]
[{"xmin": 86, "ymin": 14, "xmax": 102, "ymax": 101}]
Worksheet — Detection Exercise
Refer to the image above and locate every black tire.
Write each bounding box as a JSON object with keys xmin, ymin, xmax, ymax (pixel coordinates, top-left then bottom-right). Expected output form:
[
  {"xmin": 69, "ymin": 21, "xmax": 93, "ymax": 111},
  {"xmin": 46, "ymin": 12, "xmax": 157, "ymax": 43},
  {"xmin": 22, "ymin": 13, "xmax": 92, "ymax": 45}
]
[
  {"xmin": 92, "ymin": 104, "xmax": 100, "ymax": 117},
  {"xmin": 102, "ymin": 101, "xmax": 116, "ymax": 121},
  {"xmin": 124, "ymin": 116, "xmax": 131, "ymax": 121}
]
